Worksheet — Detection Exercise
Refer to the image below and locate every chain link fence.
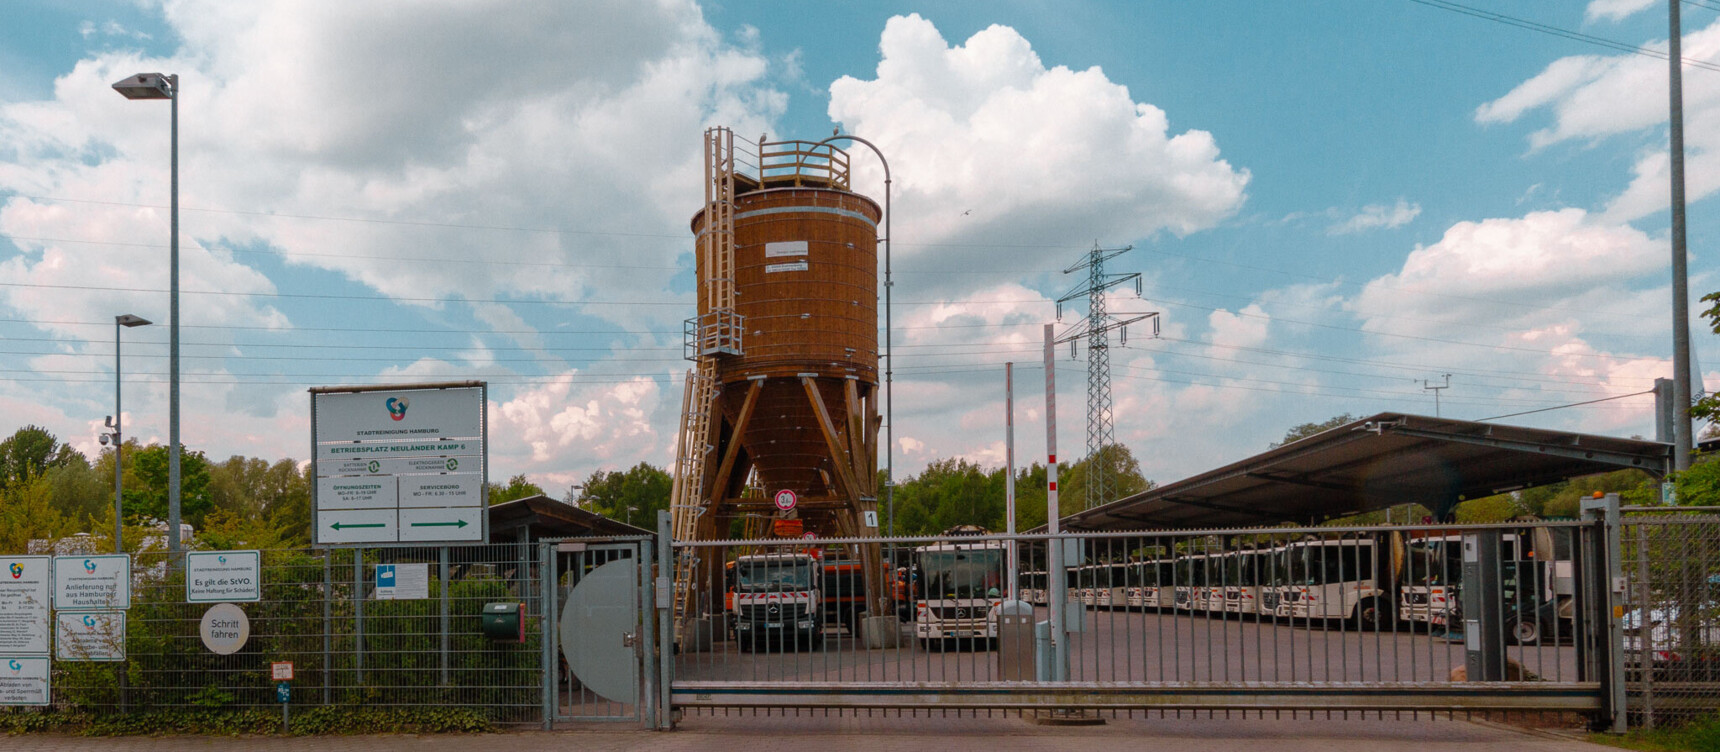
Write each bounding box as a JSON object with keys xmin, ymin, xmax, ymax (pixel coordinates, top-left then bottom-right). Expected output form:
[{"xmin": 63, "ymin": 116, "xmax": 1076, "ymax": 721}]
[
  {"xmin": 1621, "ymin": 509, "xmax": 1720, "ymax": 728},
  {"xmin": 34, "ymin": 542, "xmax": 545, "ymax": 723}
]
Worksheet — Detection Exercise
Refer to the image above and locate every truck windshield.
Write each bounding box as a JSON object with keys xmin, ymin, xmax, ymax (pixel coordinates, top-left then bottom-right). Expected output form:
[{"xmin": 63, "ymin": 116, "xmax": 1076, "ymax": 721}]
[
  {"xmin": 736, "ymin": 562, "xmax": 813, "ymax": 592},
  {"xmin": 919, "ymin": 550, "xmax": 1004, "ymax": 599}
]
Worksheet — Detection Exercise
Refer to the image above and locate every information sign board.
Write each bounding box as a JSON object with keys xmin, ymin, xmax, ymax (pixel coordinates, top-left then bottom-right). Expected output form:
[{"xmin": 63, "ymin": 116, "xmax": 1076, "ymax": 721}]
[
  {"xmin": 54, "ymin": 611, "xmax": 125, "ymax": 661},
  {"xmin": 0, "ymin": 556, "xmax": 51, "ymax": 654},
  {"xmin": 0, "ymin": 657, "xmax": 49, "ymax": 706},
  {"xmin": 271, "ymin": 661, "xmax": 294, "ymax": 681},
  {"xmin": 375, "ymin": 564, "xmax": 429, "ymax": 600},
  {"xmin": 186, "ymin": 551, "xmax": 261, "ymax": 603},
  {"xmin": 311, "ymin": 384, "xmax": 487, "ymax": 546},
  {"xmin": 52, "ymin": 555, "xmax": 130, "ymax": 611}
]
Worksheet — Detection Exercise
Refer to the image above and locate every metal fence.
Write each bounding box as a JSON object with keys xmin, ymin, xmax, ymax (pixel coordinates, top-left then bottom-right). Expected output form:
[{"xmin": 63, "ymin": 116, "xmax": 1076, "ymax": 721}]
[
  {"xmin": 670, "ymin": 521, "xmax": 1610, "ymax": 721},
  {"xmin": 41, "ymin": 542, "xmax": 545, "ymax": 722},
  {"xmin": 1621, "ymin": 509, "xmax": 1720, "ymax": 727}
]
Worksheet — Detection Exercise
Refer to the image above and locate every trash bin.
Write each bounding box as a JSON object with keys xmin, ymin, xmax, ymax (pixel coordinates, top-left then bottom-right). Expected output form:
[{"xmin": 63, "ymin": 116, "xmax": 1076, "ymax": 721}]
[
  {"xmin": 482, "ymin": 602, "xmax": 524, "ymax": 642},
  {"xmin": 996, "ymin": 600, "xmax": 1035, "ymax": 680}
]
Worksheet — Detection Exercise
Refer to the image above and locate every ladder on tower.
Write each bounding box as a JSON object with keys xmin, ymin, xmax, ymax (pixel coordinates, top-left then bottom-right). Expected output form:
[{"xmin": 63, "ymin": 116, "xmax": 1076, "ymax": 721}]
[{"xmin": 669, "ymin": 127, "xmax": 743, "ymax": 634}]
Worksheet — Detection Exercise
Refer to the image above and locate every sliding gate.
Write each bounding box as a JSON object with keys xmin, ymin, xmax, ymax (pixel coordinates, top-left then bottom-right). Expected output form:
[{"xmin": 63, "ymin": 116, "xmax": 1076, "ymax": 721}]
[{"xmin": 667, "ymin": 518, "xmax": 1620, "ymax": 722}]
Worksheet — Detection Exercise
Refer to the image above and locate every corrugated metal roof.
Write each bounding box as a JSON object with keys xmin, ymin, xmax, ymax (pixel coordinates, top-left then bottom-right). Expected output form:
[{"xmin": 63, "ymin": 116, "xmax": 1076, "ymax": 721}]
[{"xmin": 1054, "ymin": 413, "xmax": 1671, "ymax": 531}]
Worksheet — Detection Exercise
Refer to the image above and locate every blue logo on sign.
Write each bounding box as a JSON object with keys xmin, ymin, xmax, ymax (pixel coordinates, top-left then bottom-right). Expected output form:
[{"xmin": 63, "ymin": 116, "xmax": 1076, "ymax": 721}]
[
  {"xmin": 6, "ymin": 659, "xmax": 19, "ymax": 673},
  {"xmin": 218, "ymin": 555, "xmax": 227, "ymax": 565},
  {"xmin": 81, "ymin": 615, "xmax": 97, "ymax": 629},
  {"xmin": 377, "ymin": 565, "xmax": 395, "ymax": 588}
]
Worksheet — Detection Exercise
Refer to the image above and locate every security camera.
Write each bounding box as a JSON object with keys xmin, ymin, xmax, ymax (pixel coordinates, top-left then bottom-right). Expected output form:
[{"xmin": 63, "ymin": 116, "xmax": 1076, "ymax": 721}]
[{"xmin": 99, "ymin": 434, "xmax": 110, "ymax": 446}]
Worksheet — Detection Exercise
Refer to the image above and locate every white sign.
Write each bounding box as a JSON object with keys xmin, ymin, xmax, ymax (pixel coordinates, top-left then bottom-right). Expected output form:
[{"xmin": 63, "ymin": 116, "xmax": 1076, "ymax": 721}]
[
  {"xmin": 773, "ymin": 489, "xmax": 798, "ymax": 512},
  {"xmin": 324, "ymin": 456, "xmax": 473, "ymax": 477},
  {"xmin": 398, "ymin": 507, "xmax": 484, "ymax": 543},
  {"xmin": 375, "ymin": 564, "xmax": 430, "ymax": 600},
  {"xmin": 317, "ymin": 476, "xmax": 398, "ymax": 510},
  {"xmin": 52, "ymin": 555, "xmax": 130, "ymax": 611},
  {"xmin": 186, "ymin": 551, "xmax": 261, "ymax": 603},
  {"xmin": 765, "ymin": 261, "xmax": 809, "ymax": 274},
  {"xmin": 0, "ymin": 657, "xmax": 49, "ymax": 706},
  {"xmin": 315, "ymin": 387, "xmax": 483, "ymax": 444},
  {"xmin": 55, "ymin": 611, "xmax": 125, "ymax": 661},
  {"xmin": 399, "ymin": 474, "xmax": 482, "ymax": 507},
  {"xmin": 316, "ymin": 439, "xmax": 481, "ymax": 463},
  {"xmin": 317, "ymin": 509, "xmax": 399, "ymax": 544},
  {"xmin": 0, "ymin": 557, "xmax": 51, "ymax": 654},
  {"xmin": 198, "ymin": 603, "xmax": 250, "ymax": 655},
  {"xmin": 764, "ymin": 240, "xmax": 808, "ymax": 258},
  {"xmin": 312, "ymin": 384, "xmax": 488, "ymax": 547},
  {"xmin": 863, "ymin": 510, "xmax": 879, "ymax": 528},
  {"xmin": 271, "ymin": 661, "xmax": 294, "ymax": 681}
]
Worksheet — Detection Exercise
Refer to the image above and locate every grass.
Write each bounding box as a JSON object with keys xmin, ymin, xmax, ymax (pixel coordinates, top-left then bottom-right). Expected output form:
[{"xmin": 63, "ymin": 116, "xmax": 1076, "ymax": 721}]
[{"xmin": 1589, "ymin": 713, "xmax": 1720, "ymax": 752}]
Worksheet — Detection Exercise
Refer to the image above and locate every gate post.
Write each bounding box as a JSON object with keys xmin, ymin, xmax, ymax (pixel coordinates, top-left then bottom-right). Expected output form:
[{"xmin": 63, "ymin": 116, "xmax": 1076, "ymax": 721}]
[
  {"xmin": 657, "ymin": 511, "xmax": 675, "ymax": 729},
  {"xmin": 1461, "ymin": 531, "xmax": 1504, "ymax": 680},
  {"xmin": 540, "ymin": 541, "xmax": 555, "ymax": 730},
  {"xmin": 639, "ymin": 538, "xmax": 657, "ymax": 730},
  {"xmin": 1580, "ymin": 492, "xmax": 1626, "ymax": 733}
]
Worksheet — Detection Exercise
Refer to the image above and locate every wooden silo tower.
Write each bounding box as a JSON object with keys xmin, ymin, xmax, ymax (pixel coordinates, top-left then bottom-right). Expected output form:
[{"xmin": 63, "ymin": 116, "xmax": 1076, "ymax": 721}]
[{"xmin": 670, "ymin": 127, "xmax": 887, "ymax": 636}]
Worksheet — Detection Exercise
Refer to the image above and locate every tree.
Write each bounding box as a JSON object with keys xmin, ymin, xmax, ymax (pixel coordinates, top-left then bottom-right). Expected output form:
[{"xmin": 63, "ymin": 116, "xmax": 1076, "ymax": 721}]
[
  {"xmin": 1272, "ymin": 414, "xmax": 1358, "ymax": 448},
  {"xmin": 571, "ymin": 462, "xmax": 672, "ymax": 528},
  {"xmin": 0, "ymin": 425, "xmax": 80, "ymax": 489},
  {"xmin": 491, "ymin": 473, "xmax": 545, "ymax": 504},
  {"xmin": 1692, "ymin": 291, "xmax": 1720, "ymax": 424},
  {"xmin": 0, "ymin": 474, "xmax": 79, "ymax": 554},
  {"xmin": 1058, "ymin": 444, "xmax": 1152, "ymax": 513},
  {"xmin": 124, "ymin": 444, "xmax": 214, "ymax": 528}
]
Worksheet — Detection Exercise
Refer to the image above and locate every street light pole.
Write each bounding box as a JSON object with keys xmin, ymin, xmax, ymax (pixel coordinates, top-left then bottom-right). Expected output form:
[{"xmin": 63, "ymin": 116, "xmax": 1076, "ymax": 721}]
[
  {"xmin": 112, "ymin": 72, "xmax": 182, "ymax": 550},
  {"xmin": 107, "ymin": 314, "xmax": 152, "ymax": 553},
  {"xmin": 811, "ymin": 133, "xmax": 892, "ymax": 536},
  {"xmin": 1669, "ymin": 0, "xmax": 1695, "ymax": 472}
]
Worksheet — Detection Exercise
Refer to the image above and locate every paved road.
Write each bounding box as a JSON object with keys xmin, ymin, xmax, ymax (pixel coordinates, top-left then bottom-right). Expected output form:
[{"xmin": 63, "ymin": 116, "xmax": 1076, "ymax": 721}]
[
  {"xmin": 672, "ymin": 605, "xmax": 1581, "ymax": 685},
  {"xmin": 1, "ymin": 717, "xmax": 1614, "ymax": 752}
]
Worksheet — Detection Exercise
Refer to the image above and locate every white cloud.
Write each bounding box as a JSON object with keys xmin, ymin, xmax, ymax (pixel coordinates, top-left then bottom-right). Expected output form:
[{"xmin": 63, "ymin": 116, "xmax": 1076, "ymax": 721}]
[
  {"xmin": 1327, "ymin": 199, "xmax": 1421, "ymax": 235},
  {"xmin": 1475, "ymin": 17, "xmax": 1720, "ymax": 221},
  {"xmin": 1586, "ymin": 0, "xmax": 1658, "ymax": 23},
  {"xmin": 827, "ymin": 14, "xmax": 1248, "ymax": 282}
]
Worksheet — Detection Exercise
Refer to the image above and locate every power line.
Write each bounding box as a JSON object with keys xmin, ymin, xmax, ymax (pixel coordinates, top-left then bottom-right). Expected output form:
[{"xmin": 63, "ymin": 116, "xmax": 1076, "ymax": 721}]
[
  {"xmin": 1476, "ymin": 389, "xmax": 1655, "ymax": 421},
  {"xmin": 1407, "ymin": 0, "xmax": 1720, "ymax": 73}
]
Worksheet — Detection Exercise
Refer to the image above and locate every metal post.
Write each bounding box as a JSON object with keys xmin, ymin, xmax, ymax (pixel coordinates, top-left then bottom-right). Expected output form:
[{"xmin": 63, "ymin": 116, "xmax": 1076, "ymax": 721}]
[
  {"xmin": 167, "ymin": 73, "xmax": 181, "ymax": 553},
  {"xmin": 1670, "ymin": 0, "xmax": 1694, "ymax": 472},
  {"xmin": 1044, "ymin": 324, "xmax": 1069, "ymax": 682},
  {"xmin": 1461, "ymin": 531, "xmax": 1503, "ymax": 681},
  {"xmin": 113, "ymin": 318, "xmax": 124, "ymax": 553},
  {"xmin": 539, "ymin": 542, "xmax": 554, "ymax": 730},
  {"xmin": 439, "ymin": 546, "xmax": 450, "ymax": 685},
  {"xmin": 657, "ymin": 510, "xmax": 674, "ymax": 729},
  {"xmin": 1581, "ymin": 492, "xmax": 1626, "ymax": 733},
  {"xmin": 638, "ymin": 538, "xmax": 657, "ymax": 730},
  {"xmin": 1005, "ymin": 362, "xmax": 1017, "ymax": 601},
  {"xmin": 321, "ymin": 554, "xmax": 330, "ymax": 704},
  {"xmin": 353, "ymin": 548, "xmax": 364, "ymax": 685}
]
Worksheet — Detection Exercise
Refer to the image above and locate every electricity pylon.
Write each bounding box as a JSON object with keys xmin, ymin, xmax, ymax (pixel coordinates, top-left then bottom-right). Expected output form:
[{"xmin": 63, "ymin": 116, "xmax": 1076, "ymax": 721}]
[{"xmin": 1055, "ymin": 243, "xmax": 1158, "ymax": 511}]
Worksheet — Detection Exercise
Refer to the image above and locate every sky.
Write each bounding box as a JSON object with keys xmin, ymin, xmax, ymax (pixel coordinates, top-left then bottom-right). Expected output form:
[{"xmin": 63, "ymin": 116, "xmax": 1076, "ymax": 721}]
[{"xmin": 0, "ymin": 0, "xmax": 1716, "ymax": 502}]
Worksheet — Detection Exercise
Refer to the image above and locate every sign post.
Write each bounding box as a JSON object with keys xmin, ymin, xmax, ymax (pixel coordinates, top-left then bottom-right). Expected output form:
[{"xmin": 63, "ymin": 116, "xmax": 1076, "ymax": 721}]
[
  {"xmin": 311, "ymin": 383, "xmax": 488, "ymax": 547},
  {"xmin": 272, "ymin": 662, "xmax": 293, "ymax": 733}
]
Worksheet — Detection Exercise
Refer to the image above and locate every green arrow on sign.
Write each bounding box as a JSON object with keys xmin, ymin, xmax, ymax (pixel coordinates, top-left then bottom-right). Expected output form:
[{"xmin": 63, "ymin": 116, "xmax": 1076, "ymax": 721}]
[
  {"xmin": 330, "ymin": 522, "xmax": 386, "ymax": 530},
  {"xmin": 409, "ymin": 520, "xmax": 469, "ymax": 528}
]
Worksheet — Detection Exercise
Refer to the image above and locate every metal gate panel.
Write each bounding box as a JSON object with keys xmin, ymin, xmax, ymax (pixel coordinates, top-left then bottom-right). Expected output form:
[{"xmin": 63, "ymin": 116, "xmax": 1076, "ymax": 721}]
[
  {"xmin": 546, "ymin": 539, "xmax": 651, "ymax": 725},
  {"xmin": 668, "ymin": 521, "xmax": 1612, "ymax": 720}
]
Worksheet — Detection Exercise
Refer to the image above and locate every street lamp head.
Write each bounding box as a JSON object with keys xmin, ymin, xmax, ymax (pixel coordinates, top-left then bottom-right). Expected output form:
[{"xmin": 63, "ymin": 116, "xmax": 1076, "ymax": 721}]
[
  {"xmin": 112, "ymin": 73, "xmax": 175, "ymax": 100},
  {"xmin": 116, "ymin": 314, "xmax": 152, "ymax": 327}
]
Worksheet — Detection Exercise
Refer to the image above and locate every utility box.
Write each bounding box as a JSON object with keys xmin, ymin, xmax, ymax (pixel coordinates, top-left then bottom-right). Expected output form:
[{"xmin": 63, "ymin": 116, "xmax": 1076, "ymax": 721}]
[
  {"xmin": 482, "ymin": 602, "xmax": 525, "ymax": 643},
  {"xmin": 996, "ymin": 600, "xmax": 1035, "ymax": 680}
]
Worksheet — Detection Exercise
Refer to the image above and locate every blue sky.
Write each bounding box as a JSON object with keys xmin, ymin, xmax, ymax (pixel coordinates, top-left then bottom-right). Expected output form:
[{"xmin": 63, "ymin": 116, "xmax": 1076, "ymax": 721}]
[{"xmin": 0, "ymin": 0, "xmax": 1713, "ymax": 498}]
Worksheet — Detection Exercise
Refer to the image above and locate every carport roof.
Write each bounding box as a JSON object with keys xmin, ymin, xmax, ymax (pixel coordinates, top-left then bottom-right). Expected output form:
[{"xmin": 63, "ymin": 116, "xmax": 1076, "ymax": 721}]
[{"xmin": 1056, "ymin": 412, "xmax": 1671, "ymax": 531}]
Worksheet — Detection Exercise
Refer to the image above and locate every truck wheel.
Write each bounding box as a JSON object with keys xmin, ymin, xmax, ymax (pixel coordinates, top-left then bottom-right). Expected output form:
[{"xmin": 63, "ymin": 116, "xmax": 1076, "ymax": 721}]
[
  {"xmin": 1511, "ymin": 618, "xmax": 1542, "ymax": 645},
  {"xmin": 1351, "ymin": 598, "xmax": 1384, "ymax": 630}
]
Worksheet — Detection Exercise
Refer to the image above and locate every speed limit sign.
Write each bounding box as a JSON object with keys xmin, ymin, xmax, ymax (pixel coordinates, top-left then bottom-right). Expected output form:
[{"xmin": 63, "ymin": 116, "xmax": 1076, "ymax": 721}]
[{"xmin": 773, "ymin": 489, "xmax": 798, "ymax": 512}]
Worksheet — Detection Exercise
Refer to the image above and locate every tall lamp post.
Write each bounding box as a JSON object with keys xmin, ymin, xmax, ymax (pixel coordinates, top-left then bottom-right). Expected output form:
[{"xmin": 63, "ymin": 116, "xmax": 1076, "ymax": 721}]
[
  {"xmin": 102, "ymin": 315, "xmax": 152, "ymax": 553},
  {"xmin": 112, "ymin": 72, "xmax": 182, "ymax": 551},
  {"xmin": 812, "ymin": 133, "xmax": 893, "ymax": 537}
]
